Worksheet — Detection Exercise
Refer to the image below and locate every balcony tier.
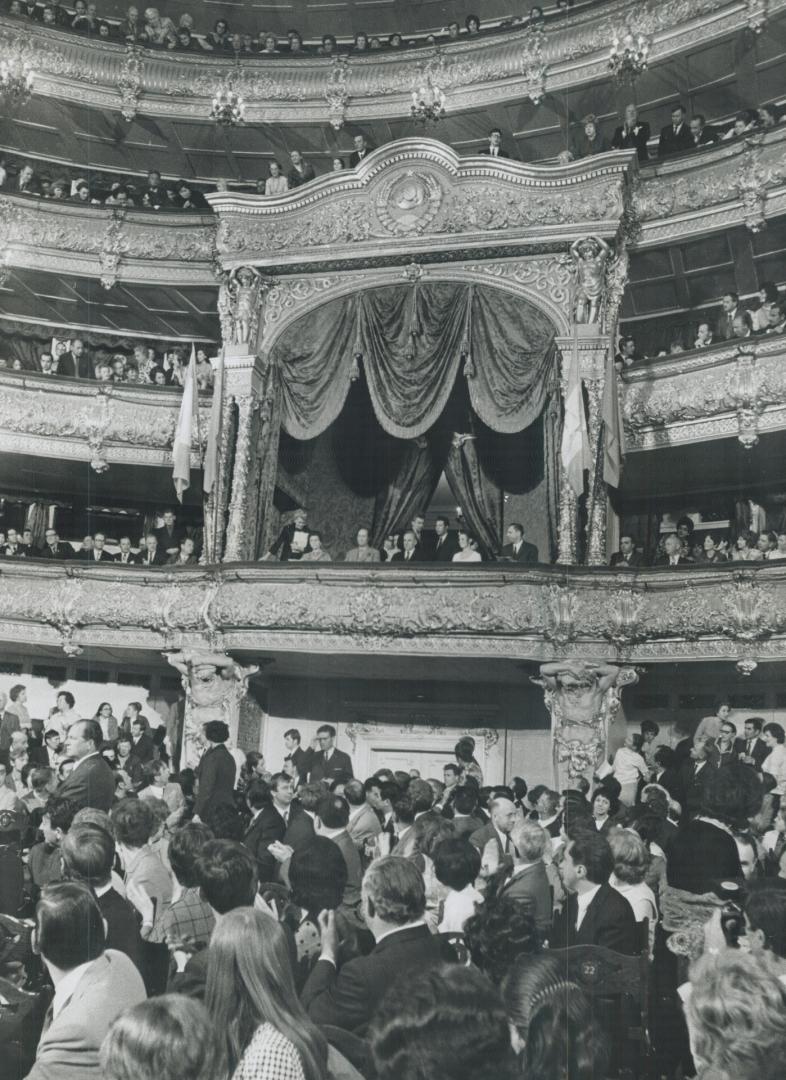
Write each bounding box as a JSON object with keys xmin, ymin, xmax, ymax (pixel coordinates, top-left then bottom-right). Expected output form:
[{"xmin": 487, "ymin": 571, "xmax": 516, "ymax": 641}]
[
  {"xmin": 0, "ymin": 0, "xmax": 774, "ymax": 124},
  {"xmin": 0, "ymin": 559, "xmax": 782, "ymax": 666}
]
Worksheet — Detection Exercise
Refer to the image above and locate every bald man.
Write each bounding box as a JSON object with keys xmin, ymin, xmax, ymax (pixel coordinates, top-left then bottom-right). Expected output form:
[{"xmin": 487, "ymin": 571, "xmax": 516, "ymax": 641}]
[{"xmin": 469, "ymin": 797, "xmax": 518, "ymax": 873}]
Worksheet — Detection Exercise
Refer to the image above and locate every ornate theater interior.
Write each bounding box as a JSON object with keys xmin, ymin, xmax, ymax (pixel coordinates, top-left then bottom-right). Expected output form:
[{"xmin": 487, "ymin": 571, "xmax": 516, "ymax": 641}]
[{"xmin": 1, "ymin": 0, "xmax": 786, "ymax": 1075}]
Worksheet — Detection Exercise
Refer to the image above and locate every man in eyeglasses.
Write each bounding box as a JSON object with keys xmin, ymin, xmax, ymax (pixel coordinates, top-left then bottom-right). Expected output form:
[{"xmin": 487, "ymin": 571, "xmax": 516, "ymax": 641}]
[{"xmin": 308, "ymin": 724, "xmax": 354, "ymax": 784}]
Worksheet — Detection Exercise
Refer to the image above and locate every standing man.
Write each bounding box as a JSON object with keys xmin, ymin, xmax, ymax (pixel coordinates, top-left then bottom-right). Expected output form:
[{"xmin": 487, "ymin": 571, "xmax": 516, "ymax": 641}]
[
  {"xmin": 243, "ymin": 772, "xmax": 313, "ymax": 882},
  {"xmin": 348, "ymin": 135, "xmax": 374, "ymax": 167},
  {"xmin": 58, "ymin": 338, "xmax": 90, "ymax": 379},
  {"xmin": 716, "ymin": 292, "xmax": 741, "ymax": 341},
  {"xmin": 194, "ymin": 720, "xmax": 236, "ymax": 827},
  {"xmin": 56, "ymin": 719, "xmax": 115, "ymax": 811},
  {"xmin": 469, "ymin": 797, "xmax": 517, "ymax": 874},
  {"xmin": 735, "ymin": 716, "xmax": 769, "ymax": 770},
  {"xmin": 432, "ymin": 515, "xmax": 459, "ymax": 562},
  {"xmin": 309, "ymin": 724, "xmax": 354, "ymax": 784},
  {"xmin": 657, "ymin": 104, "xmax": 693, "ymax": 157},
  {"xmin": 551, "ymin": 832, "xmax": 638, "ymax": 953},
  {"xmin": 480, "ymin": 127, "xmax": 509, "ymax": 158},
  {"xmin": 611, "ymin": 103, "xmax": 651, "ymax": 163},
  {"xmin": 284, "ymin": 727, "xmax": 314, "ymax": 783},
  {"xmin": 154, "ymin": 510, "xmax": 186, "ymax": 557},
  {"xmin": 501, "ymin": 523, "xmax": 538, "ymax": 563}
]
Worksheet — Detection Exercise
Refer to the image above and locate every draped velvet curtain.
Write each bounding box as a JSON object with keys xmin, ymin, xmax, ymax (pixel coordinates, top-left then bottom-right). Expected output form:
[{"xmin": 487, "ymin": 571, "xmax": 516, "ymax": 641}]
[
  {"xmin": 444, "ymin": 432, "xmax": 503, "ymax": 558},
  {"xmin": 371, "ymin": 437, "xmax": 442, "ymax": 548}
]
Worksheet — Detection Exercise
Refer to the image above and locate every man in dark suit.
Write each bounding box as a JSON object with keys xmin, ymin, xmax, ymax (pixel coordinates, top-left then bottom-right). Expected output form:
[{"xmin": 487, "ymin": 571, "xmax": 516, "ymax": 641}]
[
  {"xmin": 39, "ymin": 527, "xmax": 73, "ymax": 560},
  {"xmin": 194, "ymin": 721, "xmax": 237, "ymax": 827},
  {"xmin": 316, "ymin": 794, "xmax": 363, "ymax": 914},
  {"xmin": 551, "ymin": 832, "xmax": 638, "ymax": 954},
  {"xmin": 309, "ymin": 725, "xmax": 354, "ymax": 783},
  {"xmin": 348, "ymin": 135, "xmax": 375, "ymax": 168},
  {"xmin": 469, "ymin": 797, "xmax": 517, "ymax": 871},
  {"xmin": 302, "ymin": 856, "xmax": 445, "ymax": 1032},
  {"xmin": 654, "ymin": 534, "xmax": 690, "ymax": 567},
  {"xmin": 500, "ymin": 522, "xmax": 538, "ymax": 564},
  {"xmin": 84, "ymin": 532, "xmax": 114, "ymax": 563},
  {"xmin": 266, "ymin": 508, "xmax": 311, "ymax": 561},
  {"xmin": 56, "ymin": 719, "xmax": 115, "ymax": 811},
  {"xmin": 735, "ymin": 716, "xmax": 769, "ymax": 770},
  {"xmin": 678, "ymin": 736, "xmax": 714, "ymax": 818},
  {"xmin": 497, "ymin": 819, "xmax": 552, "ymax": 936},
  {"xmin": 480, "ymin": 127, "xmax": 509, "ymax": 159},
  {"xmin": 138, "ymin": 534, "xmax": 167, "ymax": 567},
  {"xmin": 432, "ymin": 516, "xmax": 459, "ymax": 562},
  {"xmin": 287, "ymin": 150, "xmax": 316, "ymax": 188},
  {"xmin": 689, "ymin": 114, "xmax": 718, "ymax": 148},
  {"xmin": 657, "ymin": 104, "xmax": 694, "ymax": 157},
  {"xmin": 243, "ymin": 773, "xmax": 314, "ymax": 883},
  {"xmin": 610, "ymin": 535, "xmax": 645, "ymax": 568},
  {"xmin": 716, "ymin": 292, "xmax": 741, "ymax": 342},
  {"xmin": 129, "ymin": 718, "xmax": 156, "ymax": 765},
  {"xmin": 153, "ymin": 510, "xmax": 187, "ymax": 557},
  {"xmin": 284, "ymin": 728, "xmax": 314, "ymax": 783},
  {"xmin": 611, "ymin": 103, "xmax": 651, "ymax": 163},
  {"xmin": 58, "ymin": 338, "xmax": 91, "ymax": 379},
  {"xmin": 114, "ymin": 536, "xmax": 141, "ymax": 565}
]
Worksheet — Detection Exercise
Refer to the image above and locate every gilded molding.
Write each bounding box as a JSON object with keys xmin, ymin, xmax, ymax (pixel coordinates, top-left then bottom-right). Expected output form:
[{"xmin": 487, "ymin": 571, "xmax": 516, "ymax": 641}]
[{"xmin": 2, "ymin": 561, "xmax": 786, "ymax": 665}]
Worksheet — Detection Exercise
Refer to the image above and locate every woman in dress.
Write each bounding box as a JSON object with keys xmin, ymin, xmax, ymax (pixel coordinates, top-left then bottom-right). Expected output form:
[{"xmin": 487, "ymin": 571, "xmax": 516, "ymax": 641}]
[
  {"xmin": 731, "ymin": 532, "xmax": 758, "ymax": 561},
  {"xmin": 265, "ymin": 162, "xmax": 288, "ymax": 197},
  {"xmin": 609, "ymin": 732, "xmax": 650, "ymax": 806},
  {"xmin": 700, "ymin": 533, "xmax": 728, "ymax": 563},
  {"xmin": 761, "ymin": 722, "xmax": 786, "ymax": 819},
  {"xmin": 206, "ymin": 908, "xmax": 329, "ymax": 1080},
  {"xmin": 452, "ymin": 530, "xmax": 483, "ymax": 563}
]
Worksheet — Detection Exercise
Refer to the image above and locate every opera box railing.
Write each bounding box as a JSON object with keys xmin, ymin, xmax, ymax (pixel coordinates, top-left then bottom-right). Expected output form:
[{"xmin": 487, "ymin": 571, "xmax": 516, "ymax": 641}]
[{"xmin": 0, "ymin": 559, "xmax": 784, "ymax": 675}]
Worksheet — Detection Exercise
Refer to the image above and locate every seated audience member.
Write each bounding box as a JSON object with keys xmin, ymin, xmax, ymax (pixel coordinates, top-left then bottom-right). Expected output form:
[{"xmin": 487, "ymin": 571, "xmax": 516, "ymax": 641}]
[
  {"xmin": 169, "ymin": 840, "xmax": 258, "ymax": 997},
  {"xmin": 452, "ymin": 530, "xmax": 483, "ymax": 562},
  {"xmin": 287, "ymin": 150, "xmax": 316, "ymax": 188},
  {"xmin": 658, "ymin": 103, "xmax": 694, "ymax": 157},
  {"xmin": 60, "ymin": 822, "xmax": 143, "ymax": 972},
  {"xmin": 503, "ymin": 952, "xmax": 610, "ymax": 1080},
  {"xmin": 344, "ymin": 526, "xmax": 380, "ymax": 563},
  {"xmin": 344, "ymin": 778, "xmax": 382, "ymax": 851},
  {"xmin": 139, "ymin": 534, "xmax": 166, "ymax": 567},
  {"xmin": 266, "ymin": 507, "xmax": 311, "ymax": 561},
  {"xmin": 434, "ymin": 837, "xmax": 483, "ymax": 932},
  {"xmin": 349, "ymin": 134, "xmax": 375, "ymax": 167},
  {"xmin": 301, "ymin": 530, "xmax": 331, "ymax": 561},
  {"xmin": 610, "ymin": 533, "xmax": 643, "ymax": 567},
  {"xmin": 206, "ymin": 908, "xmax": 332, "ymax": 1080},
  {"xmin": 611, "ymin": 103, "xmax": 650, "ymax": 162},
  {"xmin": 570, "ymin": 114, "xmax": 609, "ymax": 159},
  {"xmin": 491, "ymin": 820, "xmax": 551, "ymax": 935},
  {"xmin": 167, "ymin": 537, "xmax": 197, "ymax": 565},
  {"xmin": 717, "ymin": 291, "xmax": 741, "ymax": 339},
  {"xmin": 685, "ymin": 949, "xmax": 786, "ymax": 1080},
  {"xmin": 609, "ymin": 828, "xmax": 658, "ymax": 947},
  {"xmin": 302, "ymin": 856, "xmax": 444, "ymax": 1031},
  {"xmin": 464, "ymin": 895, "xmax": 542, "ymax": 982},
  {"xmin": 264, "ymin": 160, "xmax": 288, "ymax": 196},
  {"xmin": 29, "ymin": 794, "xmax": 76, "ymax": 895},
  {"xmin": 101, "ymin": 994, "xmax": 224, "ymax": 1080},
  {"xmin": 723, "ymin": 109, "xmax": 757, "ymax": 140},
  {"xmin": 732, "ymin": 310, "xmax": 754, "ymax": 339},
  {"xmin": 114, "ymin": 536, "xmax": 139, "ymax": 565},
  {"xmin": 615, "ymin": 333, "xmax": 637, "ymax": 370},
  {"xmin": 40, "ymin": 527, "xmax": 72, "ymax": 560},
  {"xmin": 654, "ymin": 533, "xmax": 689, "ymax": 567},
  {"xmin": 176, "ymin": 181, "xmax": 208, "ymax": 210},
  {"xmin": 145, "ymin": 822, "xmax": 215, "ymax": 955},
  {"xmin": 371, "ymin": 964, "xmax": 518, "ymax": 1080},
  {"xmin": 139, "ymin": 758, "xmax": 185, "ymax": 819},
  {"xmin": 500, "ymin": 522, "xmax": 538, "ymax": 563},
  {"xmin": 113, "ymin": 798, "xmax": 173, "ymax": 931},
  {"xmin": 689, "ymin": 113, "xmax": 718, "ymax": 147},
  {"xmin": 700, "ymin": 532, "xmax": 728, "ymax": 562},
  {"xmin": 763, "ymin": 300, "xmax": 786, "ymax": 335},
  {"xmin": 57, "ymin": 719, "xmax": 115, "ymax": 811},
  {"xmin": 753, "ymin": 283, "xmax": 781, "ymax": 331},
  {"xmin": 694, "ymin": 321, "xmax": 714, "ymax": 348},
  {"xmin": 551, "ymin": 830, "xmax": 638, "ymax": 953},
  {"xmin": 26, "ymin": 882, "xmax": 146, "ymax": 1080}
]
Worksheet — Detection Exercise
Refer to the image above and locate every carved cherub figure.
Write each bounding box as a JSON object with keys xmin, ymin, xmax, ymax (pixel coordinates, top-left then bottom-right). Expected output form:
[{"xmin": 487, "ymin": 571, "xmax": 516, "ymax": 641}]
[
  {"xmin": 570, "ymin": 236, "xmax": 611, "ymax": 324},
  {"xmin": 217, "ymin": 266, "xmax": 261, "ymax": 347}
]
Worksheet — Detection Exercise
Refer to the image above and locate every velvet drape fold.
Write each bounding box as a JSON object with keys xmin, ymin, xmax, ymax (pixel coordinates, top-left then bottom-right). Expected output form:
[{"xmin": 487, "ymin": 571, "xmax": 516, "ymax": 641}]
[
  {"xmin": 371, "ymin": 437, "xmax": 442, "ymax": 548},
  {"xmin": 271, "ymin": 282, "xmax": 556, "ymax": 442},
  {"xmin": 444, "ymin": 432, "xmax": 503, "ymax": 559}
]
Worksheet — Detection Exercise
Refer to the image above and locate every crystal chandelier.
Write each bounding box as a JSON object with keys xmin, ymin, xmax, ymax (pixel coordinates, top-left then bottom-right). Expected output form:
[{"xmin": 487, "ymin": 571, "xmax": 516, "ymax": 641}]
[
  {"xmin": 210, "ymin": 73, "xmax": 245, "ymax": 126},
  {"xmin": 608, "ymin": 27, "xmax": 650, "ymax": 82},
  {"xmin": 411, "ymin": 78, "xmax": 446, "ymax": 124},
  {"xmin": 0, "ymin": 53, "xmax": 35, "ymax": 107}
]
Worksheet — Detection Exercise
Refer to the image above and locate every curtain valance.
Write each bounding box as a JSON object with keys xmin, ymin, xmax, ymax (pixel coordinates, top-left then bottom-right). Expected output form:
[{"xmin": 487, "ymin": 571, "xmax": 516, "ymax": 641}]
[{"xmin": 271, "ymin": 282, "xmax": 556, "ymax": 441}]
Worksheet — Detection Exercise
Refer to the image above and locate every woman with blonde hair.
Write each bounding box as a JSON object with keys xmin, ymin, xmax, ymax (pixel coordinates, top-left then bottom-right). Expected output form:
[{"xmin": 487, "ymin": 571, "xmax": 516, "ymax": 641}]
[
  {"xmin": 102, "ymin": 994, "xmax": 226, "ymax": 1080},
  {"xmin": 206, "ymin": 908, "xmax": 329, "ymax": 1080}
]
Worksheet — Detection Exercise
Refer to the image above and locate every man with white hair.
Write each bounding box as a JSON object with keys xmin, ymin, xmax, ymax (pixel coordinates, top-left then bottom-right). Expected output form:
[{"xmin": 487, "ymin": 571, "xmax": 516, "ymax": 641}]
[
  {"xmin": 495, "ymin": 819, "xmax": 552, "ymax": 934},
  {"xmin": 469, "ymin": 797, "xmax": 517, "ymax": 874}
]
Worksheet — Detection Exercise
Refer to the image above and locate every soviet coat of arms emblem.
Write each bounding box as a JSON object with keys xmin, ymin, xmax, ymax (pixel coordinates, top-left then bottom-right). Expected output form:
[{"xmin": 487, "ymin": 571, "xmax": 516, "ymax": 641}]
[{"xmin": 376, "ymin": 170, "xmax": 443, "ymax": 235}]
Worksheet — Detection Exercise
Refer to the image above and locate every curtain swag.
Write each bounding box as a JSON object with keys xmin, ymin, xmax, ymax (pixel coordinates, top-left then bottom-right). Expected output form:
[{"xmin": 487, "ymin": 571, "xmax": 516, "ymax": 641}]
[{"xmin": 271, "ymin": 282, "xmax": 556, "ymax": 442}]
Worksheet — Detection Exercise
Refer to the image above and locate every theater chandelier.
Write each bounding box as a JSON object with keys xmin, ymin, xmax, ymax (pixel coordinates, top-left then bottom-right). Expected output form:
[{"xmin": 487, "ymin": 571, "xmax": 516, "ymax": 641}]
[
  {"xmin": 608, "ymin": 27, "xmax": 650, "ymax": 82},
  {"xmin": 210, "ymin": 72, "xmax": 245, "ymax": 126},
  {"xmin": 0, "ymin": 52, "xmax": 34, "ymax": 107},
  {"xmin": 411, "ymin": 78, "xmax": 446, "ymax": 124}
]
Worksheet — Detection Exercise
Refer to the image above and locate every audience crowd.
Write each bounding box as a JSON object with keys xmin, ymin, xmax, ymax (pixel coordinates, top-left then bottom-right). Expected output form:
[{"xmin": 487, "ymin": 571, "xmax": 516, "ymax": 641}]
[
  {"xmin": 611, "ymin": 512, "xmax": 786, "ymax": 570},
  {"xmin": 0, "ymin": 339, "xmax": 214, "ymax": 387},
  {"xmin": 2, "ymin": 688, "xmax": 786, "ymax": 1080}
]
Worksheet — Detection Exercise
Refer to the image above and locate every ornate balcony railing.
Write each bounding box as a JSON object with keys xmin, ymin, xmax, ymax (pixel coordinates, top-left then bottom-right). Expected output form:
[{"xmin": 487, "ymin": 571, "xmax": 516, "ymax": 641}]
[
  {"xmin": 0, "ymin": 369, "xmax": 210, "ymax": 471},
  {"xmin": 0, "ymin": 0, "xmax": 775, "ymax": 125},
  {"xmin": 621, "ymin": 332, "xmax": 786, "ymax": 452},
  {"xmin": 0, "ymin": 195, "xmax": 216, "ymax": 287},
  {"xmin": 0, "ymin": 559, "xmax": 783, "ymax": 670}
]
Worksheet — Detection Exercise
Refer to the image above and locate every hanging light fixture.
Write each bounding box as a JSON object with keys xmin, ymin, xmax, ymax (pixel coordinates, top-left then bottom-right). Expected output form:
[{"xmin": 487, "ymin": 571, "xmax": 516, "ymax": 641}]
[
  {"xmin": 210, "ymin": 66, "xmax": 245, "ymax": 126},
  {"xmin": 0, "ymin": 50, "xmax": 35, "ymax": 107},
  {"xmin": 411, "ymin": 77, "xmax": 446, "ymax": 124},
  {"xmin": 608, "ymin": 27, "xmax": 650, "ymax": 83}
]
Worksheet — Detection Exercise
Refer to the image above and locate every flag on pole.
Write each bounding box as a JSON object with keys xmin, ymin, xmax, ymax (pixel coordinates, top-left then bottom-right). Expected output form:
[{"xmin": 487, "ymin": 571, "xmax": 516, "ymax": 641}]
[
  {"xmin": 203, "ymin": 349, "xmax": 224, "ymax": 497},
  {"xmin": 172, "ymin": 344, "xmax": 198, "ymax": 502},
  {"xmin": 560, "ymin": 349, "xmax": 591, "ymax": 498},
  {"xmin": 601, "ymin": 346, "xmax": 625, "ymax": 488}
]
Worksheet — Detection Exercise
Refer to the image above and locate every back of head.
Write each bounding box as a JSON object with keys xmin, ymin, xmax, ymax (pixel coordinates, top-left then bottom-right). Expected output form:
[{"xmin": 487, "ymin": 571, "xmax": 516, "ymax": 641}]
[
  {"xmin": 61, "ymin": 823, "xmax": 115, "ymax": 888},
  {"xmin": 101, "ymin": 994, "xmax": 225, "ymax": 1080},
  {"xmin": 745, "ymin": 880, "xmax": 786, "ymax": 959},
  {"xmin": 411, "ymin": 815, "xmax": 454, "ymax": 859},
  {"xmin": 206, "ymin": 907, "xmax": 327, "ymax": 1080},
  {"xmin": 289, "ymin": 836, "xmax": 347, "ymax": 915},
  {"xmin": 453, "ymin": 786, "xmax": 478, "ymax": 815},
  {"xmin": 434, "ymin": 837, "xmax": 481, "ymax": 891},
  {"xmin": 569, "ymin": 829, "xmax": 614, "ymax": 885},
  {"xmin": 363, "ymin": 856, "xmax": 425, "ymax": 925},
  {"xmin": 503, "ymin": 952, "xmax": 609, "ymax": 1080},
  {"xmin": 318, "ymin": 794, "xmax": 349, "ymax": 830},
  {"xmin": 203, "ymin": 720, "xmax": 229, "ymax": 744},
  {"xmin": 464, "ymin": 896, "xmax": 541, "ymax": 983},
  {"xmin": 36, "ymin": 881, "xmax": 106, "ymax": 970},
  {"xmin": 195, "ymin": 840, "xmax": 257, "ymax": 914},
  {"xmin": 112, "ymin": 798, "xmax": 155, "ymax": 849},
  {"xmin": 297, "ymin": 782, "xmax": 326, "ymax": 814},
  {"xmin": 510, "ymin": 819, "xmax": 548, "ymax": 863},
  {"xmin": 701, "ymin": 762, "xmax": 762, "ymax": 828},
  {"xmin": 343, "ymin": 778, "xmax": 365, "ymax": 807},
  {"xmin": 371, "ymin": 964, "xmax": 517, "ymax": 1080},
  {"xmin": 169, "ymin": 822, "xmax": 214, "ymax": 889},
  {"xmin": 686, "ymin": 949, "xmax": 786, "ymax": 1080}
]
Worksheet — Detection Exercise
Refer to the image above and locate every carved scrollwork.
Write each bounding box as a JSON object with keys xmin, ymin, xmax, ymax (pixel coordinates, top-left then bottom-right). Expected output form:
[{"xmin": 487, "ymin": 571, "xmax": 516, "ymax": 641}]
[
  {"xmin": 325, "ymin": 55, "xmax": 351, "ymax": 130},
  {"xmin": 118, "ymin": 45, "xmax": 144, "ymax": 122}
]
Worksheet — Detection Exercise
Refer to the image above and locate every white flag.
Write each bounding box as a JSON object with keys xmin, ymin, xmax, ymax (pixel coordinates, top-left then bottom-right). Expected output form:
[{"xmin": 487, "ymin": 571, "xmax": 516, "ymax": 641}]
[
  {"xmin": 560, "ymin": 349, "xmax": 590, "ymax": 497},
  {"xmin": 172, "ymin": 345, "xmax": 198, "ymax": 502}
]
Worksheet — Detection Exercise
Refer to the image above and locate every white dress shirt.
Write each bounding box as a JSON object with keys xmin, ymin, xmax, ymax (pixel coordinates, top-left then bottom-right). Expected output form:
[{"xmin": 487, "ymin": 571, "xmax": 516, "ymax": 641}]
[{"xmin": 575, "ymin": 883, "xmax": 602, "ymax": 930}]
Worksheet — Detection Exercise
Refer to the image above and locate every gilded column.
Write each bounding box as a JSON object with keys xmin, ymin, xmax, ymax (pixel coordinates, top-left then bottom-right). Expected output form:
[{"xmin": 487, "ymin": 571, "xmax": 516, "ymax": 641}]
[
  {"xmin": 202, "ymin": 395, "xmax": 236, "ymax": 564},
  {"xmin": 555, "ymin": 340, "xmax": 579, "ymax": 565},
  {"xmin": 584, "ymin": 371, "xmax": 607, "ymax": 566},
  {"xmin": 224, "ymin": 391, "xmax": 259, "ymax": 563}
]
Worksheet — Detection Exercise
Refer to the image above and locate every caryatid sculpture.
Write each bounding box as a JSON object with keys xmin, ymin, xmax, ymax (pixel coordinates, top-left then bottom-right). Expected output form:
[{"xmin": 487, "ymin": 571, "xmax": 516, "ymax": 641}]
[
  {"xmin": 569, "ymin": 235, "xmax": 611, "ymax": 324},
  {"xmin": 166, "ymin": 650, "xmax": 259, "ymax": 766},
  {"xmin": 217, "ymin": 266, "xmax": 263, "ymax": 348},
  {"xmin": 533, "ymin": 661, "xmax": 639, "ymax": 786}
]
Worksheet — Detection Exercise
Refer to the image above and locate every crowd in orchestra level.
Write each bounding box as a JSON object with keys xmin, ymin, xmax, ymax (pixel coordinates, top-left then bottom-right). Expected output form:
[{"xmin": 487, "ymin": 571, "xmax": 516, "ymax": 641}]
[{"xmin": 2, "ymin": 686, "xmax": 786, "ymax": 1080}]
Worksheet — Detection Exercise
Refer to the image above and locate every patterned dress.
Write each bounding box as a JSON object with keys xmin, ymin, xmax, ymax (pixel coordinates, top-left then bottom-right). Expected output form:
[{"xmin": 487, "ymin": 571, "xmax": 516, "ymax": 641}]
[{"xmin": 234, "ymin": 1023, "xmax": 306, "ymax": 1080}]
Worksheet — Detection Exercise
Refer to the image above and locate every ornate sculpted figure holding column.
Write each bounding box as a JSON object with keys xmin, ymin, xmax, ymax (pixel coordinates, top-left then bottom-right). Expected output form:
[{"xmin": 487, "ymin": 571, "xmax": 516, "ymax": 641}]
[
  {"xmin": 533, "ymin": 661, "xmax": 638, "ymax": 785},
  {"xmin": 217, "ymin": 266, "xmax": 263, "ymax": 347},
  {"xmin": 166, "ymin": 649, "xmax": 259, "ymax": 765},
  {"xmin": 570, "ymin": 236, "xmax": 611, "ymax": 324}
]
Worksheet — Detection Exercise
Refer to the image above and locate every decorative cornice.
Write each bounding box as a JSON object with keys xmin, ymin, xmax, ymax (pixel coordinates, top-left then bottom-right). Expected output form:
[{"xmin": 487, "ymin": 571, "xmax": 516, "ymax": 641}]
[
  {"xmin": 1, "ymin": 560, "xmax": 786, "ymax": 667},
  {"xmin": 621, "ymin": 335, "xmax": 786, "ymax": 451},
  {"xmin": 0, "ymin": 371, "xmax": 210, "ymax": 469},
  {"xmin": 0, "ymin": 0, "xmax": 777, "ymax": 123},
  {"xmin": 0, "ymin": 195, "xmax": 217, "ymax": 286}
]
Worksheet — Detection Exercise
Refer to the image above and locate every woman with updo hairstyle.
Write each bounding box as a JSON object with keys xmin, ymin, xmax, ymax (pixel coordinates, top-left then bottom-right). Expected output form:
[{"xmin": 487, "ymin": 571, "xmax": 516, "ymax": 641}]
[
  {"xmin": 371, "ymin": 964, "xmax": 517, "ymax": 1080},
  {"xmin": 101, "ymin": 994, "xmax": 226, "ymax": 1080},
  {"xmin": 503, "ymin": 952, "xmax": 610, "ymax": 1080},
  {"xmin": 463, "ymin": 895, "xmax": 541, "ymax": 983},
  {"xmin": 454, "ymin": 735, "xmax": 483, "ymax": 785},
  {"xmin": 609, "ymin": 827, "xmax": 658, "ymax": 953}
]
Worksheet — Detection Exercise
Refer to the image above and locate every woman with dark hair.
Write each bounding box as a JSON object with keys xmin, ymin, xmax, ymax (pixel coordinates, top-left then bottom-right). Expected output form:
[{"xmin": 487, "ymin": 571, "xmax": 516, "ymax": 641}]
[
  {"xmin": 454, "ymin": 736, "xmax": 483, "ymax": 785},
  {"xmin": 502, "ymin": 952, "xmax": 610, "ymax": 1080},
  {"xmin": 206, "ymin": 908, "xmax": 329, "ymax": 1080},
  {"xmin": 93, "ymin": 702, "xmax": 119, "ymax": 743},
  {"xmin": 754, "ymin": 282, "xmax": 781, "ymax": 331},
  {"xmin": 591, "ymin": 787, "xmax": 619, "ymax": 833},
  {"xmin": 762, "ymin": 722, "xmax": 786, "ymax": 811},
  {"xmin": 465, "ymin": 14, "xmax": 481, "ymax": 34},
  {"xmin": 463, "ymin": 896, "xmax": 541, "ymax": 983},
  {"xmin": 194, "ymin": 720, "xmax": 236, "ymax": 828},
  {"xmin": 371, "ymin": 964, "xmax": 517, "ymax": 1080}
]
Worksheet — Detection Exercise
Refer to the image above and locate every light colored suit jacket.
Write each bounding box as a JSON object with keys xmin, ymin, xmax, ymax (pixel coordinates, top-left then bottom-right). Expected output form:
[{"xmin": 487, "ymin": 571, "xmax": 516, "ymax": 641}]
[
  {"xmin": 26, "ymin": 950, "xmax": 146, "ymax": 1080},
  {"xmin": 347, "ymin": 802, "xmax": 382, "ymax": 850}
]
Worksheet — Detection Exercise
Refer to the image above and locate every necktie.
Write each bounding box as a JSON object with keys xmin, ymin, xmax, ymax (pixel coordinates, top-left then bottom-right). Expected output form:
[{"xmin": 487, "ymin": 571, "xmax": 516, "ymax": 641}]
[{"xmin": 504, "ymin": 834, "xmax": 511, "ymax": 854}]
